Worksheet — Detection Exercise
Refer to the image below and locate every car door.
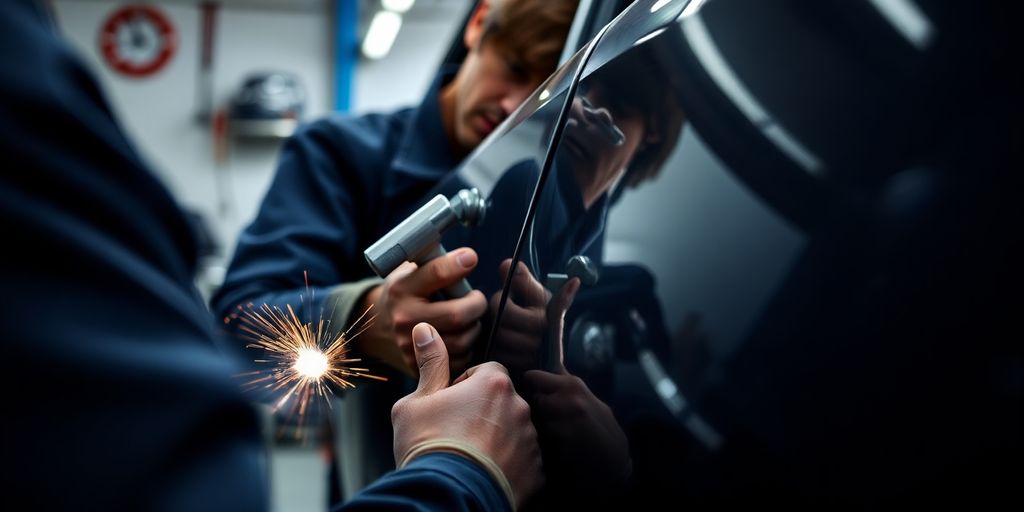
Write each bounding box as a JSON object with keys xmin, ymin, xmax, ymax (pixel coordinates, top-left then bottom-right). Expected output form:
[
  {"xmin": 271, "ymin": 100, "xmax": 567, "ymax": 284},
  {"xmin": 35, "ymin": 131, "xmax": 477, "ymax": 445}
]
[{"xmin": 450, "ymin": 0, "xmax": 1019, "ymax": 506}]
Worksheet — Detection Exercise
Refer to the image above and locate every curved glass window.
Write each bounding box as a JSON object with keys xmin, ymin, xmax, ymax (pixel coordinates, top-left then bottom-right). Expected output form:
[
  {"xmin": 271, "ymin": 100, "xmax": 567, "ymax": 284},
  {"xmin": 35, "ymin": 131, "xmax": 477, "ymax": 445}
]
[{"xmin": 476, "ymin": 0, "xmax": 1016, "ymax": 505}]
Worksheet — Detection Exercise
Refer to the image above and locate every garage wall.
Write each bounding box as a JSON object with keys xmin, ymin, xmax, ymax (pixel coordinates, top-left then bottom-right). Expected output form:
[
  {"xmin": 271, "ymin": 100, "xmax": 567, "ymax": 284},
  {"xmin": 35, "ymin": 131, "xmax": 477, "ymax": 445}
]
[{"xmin": 51, "ymin": 0, "xmax": 467, "ymax": 297}]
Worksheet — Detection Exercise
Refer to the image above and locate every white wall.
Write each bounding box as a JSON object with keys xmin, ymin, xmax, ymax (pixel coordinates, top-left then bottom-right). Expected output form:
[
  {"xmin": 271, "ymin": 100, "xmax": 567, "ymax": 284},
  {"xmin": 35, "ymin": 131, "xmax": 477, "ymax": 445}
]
[
  {"xmin": 352, "ymin": 0, "xmax": 469, "ymax": 113},
  {"xmin": 52, "ymin": 0, "xmax": 468, "ymax": 296},
  {"xmin": 52, "ymin": 0, "xmax": 333, "ymax": 293}
]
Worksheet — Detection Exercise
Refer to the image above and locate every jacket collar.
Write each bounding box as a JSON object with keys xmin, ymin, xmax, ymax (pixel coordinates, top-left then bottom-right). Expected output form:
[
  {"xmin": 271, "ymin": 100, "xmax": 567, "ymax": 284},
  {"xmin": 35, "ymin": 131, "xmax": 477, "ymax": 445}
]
[{"xmin": 388, "ymin": 66, "xmax": 461, "ymax": 188}]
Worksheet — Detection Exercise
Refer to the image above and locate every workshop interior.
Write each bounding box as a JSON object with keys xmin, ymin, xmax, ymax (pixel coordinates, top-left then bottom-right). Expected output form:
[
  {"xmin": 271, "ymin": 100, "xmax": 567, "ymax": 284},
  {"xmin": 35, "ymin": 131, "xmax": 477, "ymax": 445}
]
[{"xmin": 25, "ymin": 0, "xmax": 1021, "ymax": 509}]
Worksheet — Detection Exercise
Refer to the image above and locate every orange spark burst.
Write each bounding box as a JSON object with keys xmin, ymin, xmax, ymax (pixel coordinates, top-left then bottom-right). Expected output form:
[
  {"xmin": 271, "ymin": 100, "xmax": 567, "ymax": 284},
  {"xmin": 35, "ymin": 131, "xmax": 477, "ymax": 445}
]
[{"xmin": 226, "ymin": 274, "xmax": 387, "ymax": 433}]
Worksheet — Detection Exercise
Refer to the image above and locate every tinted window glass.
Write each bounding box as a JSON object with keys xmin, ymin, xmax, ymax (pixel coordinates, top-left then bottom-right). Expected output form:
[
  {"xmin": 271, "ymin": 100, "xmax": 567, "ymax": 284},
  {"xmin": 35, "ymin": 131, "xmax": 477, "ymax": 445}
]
[
  {"xmin": 417, "ymin": 42, "xmax": 594, "ymax": 300},
  {"xmin": 485, "ymin": 0, "xmax": 1018, "ymax": 506}
]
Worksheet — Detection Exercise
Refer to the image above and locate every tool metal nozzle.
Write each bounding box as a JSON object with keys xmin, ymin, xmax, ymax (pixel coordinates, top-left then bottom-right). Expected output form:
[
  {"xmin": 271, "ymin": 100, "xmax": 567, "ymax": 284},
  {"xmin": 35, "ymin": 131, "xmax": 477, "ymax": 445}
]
[{"xmin": 363, "ymin": 188, "xmax": 487, "ymax": 297}]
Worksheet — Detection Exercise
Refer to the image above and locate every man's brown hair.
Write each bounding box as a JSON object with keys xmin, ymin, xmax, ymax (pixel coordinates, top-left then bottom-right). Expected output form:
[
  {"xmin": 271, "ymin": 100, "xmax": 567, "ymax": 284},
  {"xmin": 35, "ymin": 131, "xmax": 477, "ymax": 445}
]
[
  {"xmin": 590, "ymin": 36, "xmax": 686, "ymax": 189},
  {"xmin": 479, "ymin": 0, "xmax": 580, "ymax": 82}
]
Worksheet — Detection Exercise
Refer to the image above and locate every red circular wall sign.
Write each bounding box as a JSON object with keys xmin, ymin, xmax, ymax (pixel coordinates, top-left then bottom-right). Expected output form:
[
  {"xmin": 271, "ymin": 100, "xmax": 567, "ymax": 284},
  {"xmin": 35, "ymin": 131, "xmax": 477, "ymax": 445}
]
[{"xmin": 99, "ymin": 5, "xmax": 178, "ymax": 78}]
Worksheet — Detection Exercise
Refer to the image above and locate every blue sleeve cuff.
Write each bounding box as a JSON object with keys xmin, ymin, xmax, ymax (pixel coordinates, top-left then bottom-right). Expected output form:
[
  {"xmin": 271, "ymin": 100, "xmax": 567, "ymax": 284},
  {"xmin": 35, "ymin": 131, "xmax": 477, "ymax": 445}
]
[{"xmin": 335, "ymin": 452, "xmax": 511, "ymax": 512}]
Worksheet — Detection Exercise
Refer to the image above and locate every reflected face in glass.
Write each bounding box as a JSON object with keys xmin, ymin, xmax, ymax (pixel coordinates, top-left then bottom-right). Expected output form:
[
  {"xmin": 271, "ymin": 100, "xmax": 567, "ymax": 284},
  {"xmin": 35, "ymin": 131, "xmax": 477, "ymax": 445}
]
[
  {"xmin": 561, "ymin": 85, "xmax": 650, "ymax": 209},
  {"xmin": 450, "ymin": 41, "xmax": 549, "ymax": 154}
]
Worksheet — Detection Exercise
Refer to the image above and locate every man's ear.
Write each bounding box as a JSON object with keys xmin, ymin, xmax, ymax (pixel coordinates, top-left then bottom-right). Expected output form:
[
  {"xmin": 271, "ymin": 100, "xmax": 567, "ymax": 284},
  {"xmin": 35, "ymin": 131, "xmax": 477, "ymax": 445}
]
[{"xmin": 463, "ymin": 0, "xmax": 491, "ymax": 49}]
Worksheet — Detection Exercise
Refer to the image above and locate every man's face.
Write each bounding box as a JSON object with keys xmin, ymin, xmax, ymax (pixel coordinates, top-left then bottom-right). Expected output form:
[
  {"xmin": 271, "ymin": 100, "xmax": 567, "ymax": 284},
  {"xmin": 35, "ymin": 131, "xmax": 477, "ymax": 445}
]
[{"xmin": 451, "ymin": 40, "xmax": 548, "ymax": 153}]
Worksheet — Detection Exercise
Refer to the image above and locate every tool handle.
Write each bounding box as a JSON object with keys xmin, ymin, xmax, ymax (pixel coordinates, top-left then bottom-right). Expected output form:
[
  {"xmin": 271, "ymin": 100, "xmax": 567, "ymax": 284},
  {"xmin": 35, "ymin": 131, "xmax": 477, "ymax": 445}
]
[{"xmin": 415, "ymin": 244, "xmax": 471, "ymax": 298}]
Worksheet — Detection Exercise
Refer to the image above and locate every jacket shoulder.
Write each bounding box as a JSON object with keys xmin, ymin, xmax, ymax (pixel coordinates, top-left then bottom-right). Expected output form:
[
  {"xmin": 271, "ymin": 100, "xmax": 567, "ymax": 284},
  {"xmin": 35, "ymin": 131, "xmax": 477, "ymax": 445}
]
[{"xmin": 288, "ymin": 108, "xmax": 416, "ymax": 178}]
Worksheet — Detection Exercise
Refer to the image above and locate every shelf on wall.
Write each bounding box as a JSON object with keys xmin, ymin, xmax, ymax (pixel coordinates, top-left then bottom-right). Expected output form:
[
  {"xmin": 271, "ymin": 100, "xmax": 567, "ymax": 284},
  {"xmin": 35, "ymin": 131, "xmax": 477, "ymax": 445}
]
[{"xmin": 230, "ymin": 118, "xmax": 298, "ymax": 139}]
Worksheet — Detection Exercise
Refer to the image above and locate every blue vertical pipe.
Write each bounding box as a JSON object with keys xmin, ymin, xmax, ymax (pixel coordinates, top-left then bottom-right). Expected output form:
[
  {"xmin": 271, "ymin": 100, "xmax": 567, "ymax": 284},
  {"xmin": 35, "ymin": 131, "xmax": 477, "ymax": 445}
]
[{"xmin": 334, "ymin": 0, "xmax": 358, "ymax": 111}]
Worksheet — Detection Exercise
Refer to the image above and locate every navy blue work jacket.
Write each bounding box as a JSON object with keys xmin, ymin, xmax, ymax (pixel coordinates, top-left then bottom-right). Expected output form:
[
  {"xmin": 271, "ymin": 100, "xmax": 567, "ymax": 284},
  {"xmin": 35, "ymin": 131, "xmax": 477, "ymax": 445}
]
[{"xmin": 211, "ymin": 70, "xmax": 462, "ymax": 362}]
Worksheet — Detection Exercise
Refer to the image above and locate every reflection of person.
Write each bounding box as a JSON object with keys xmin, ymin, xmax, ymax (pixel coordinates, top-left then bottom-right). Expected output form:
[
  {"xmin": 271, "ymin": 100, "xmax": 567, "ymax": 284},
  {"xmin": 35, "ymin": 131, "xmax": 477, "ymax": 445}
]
[
  {"xmin": 562, "ymin": 91, "xmax": 652, "ymax": 210},
  {"xmin": 564, "ymin": 54, "xmax": 686, "ymax": 206},
  {"xmin": 483, "ymin": 41, "xmax": 688, "ymax": 508},
  {"xmin": 489, "ymin": 260, "xmax": 576, "ymax": 376},
  {"xmin": 488, "ymin": 260, "xmax": 632, "ymax": 508},
  {"xmin": 522, "ymin": 366, "xmax": 632, "ymax": 506},
  {"xmin": 2, "ymin": 1, "xmax": 542, "ymax": 510},
  {"xmin": 529, "ymin": 61, "xmax": 686, "ymax": 275}
]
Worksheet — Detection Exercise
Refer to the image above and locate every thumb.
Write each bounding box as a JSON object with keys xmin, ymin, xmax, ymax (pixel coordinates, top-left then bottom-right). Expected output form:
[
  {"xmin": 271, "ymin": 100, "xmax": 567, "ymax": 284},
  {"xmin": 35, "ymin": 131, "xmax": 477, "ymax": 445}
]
[{"xmin": 412, "ymin": 322, "xmax": 449, "ymax": 395}]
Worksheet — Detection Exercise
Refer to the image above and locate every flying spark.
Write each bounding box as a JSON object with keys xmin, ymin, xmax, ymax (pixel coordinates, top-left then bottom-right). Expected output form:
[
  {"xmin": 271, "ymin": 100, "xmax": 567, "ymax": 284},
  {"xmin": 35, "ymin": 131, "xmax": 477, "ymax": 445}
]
[{"xmin": 226, "ymin": 273, "xmax": 386, "ymax": 435}]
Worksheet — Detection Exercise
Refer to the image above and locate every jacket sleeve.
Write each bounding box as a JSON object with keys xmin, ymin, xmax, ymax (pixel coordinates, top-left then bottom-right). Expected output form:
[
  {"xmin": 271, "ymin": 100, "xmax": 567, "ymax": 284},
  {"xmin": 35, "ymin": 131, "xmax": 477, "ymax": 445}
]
[
  {"xmin": 210, "ymin": 116, "xmax": 386, "ymax": 375},
  {"xmin": 336, "ymin": 453, "xmax": 512, "ymax": 512},
  {"xmin": 1, "ymin": 2, "xmax": 268, "ymax": 510}
]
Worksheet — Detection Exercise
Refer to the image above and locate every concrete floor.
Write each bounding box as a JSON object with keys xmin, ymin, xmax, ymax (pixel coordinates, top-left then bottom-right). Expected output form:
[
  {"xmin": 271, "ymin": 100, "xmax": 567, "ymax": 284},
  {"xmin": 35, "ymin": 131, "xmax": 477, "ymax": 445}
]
[{"xmin": 269, "ymin": 444, "xmax": 329, "ymax": 512}]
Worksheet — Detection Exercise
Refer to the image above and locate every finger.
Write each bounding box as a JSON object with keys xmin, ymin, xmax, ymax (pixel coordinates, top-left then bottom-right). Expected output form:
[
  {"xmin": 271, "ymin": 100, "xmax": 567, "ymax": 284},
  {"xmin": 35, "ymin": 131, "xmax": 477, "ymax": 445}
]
[
  {"xmin": 527, "ymin": 385, "xmax": 559, "ymax": 418},
  {"xmin": 498, "ymin": 258, "xmax": 513, "ymax": 280},
  {"xmin": 449, "ymin": 359, "xmax": 512, "ymax": 387},
  {"xmin": 440, "ymin": 322, "xmax": 481, "ymax": 360},
  {"xmin": 523, "ymin": 369, "xmax": 571, "ymax": 395},
  {"xmin": 498, "ymin": 259, "xmax": 547, "ymax": 307},
  {"xmin": 495, "ymin": 298, "xmax": 545, "ymax": 336},
  {"xmin": 530, "ymin": 394, "xmax": 583, "ymax": 439},
  {"xmin": 551, "ymin": 277, "xmax": 581, "ymax": 318},
  {"xmin": 455, "ymin": 360, "xmax": 510, "ymax": 384},
  {"xmin": 385, "ymin": 261, "xmax": 418, "ymax": 283},
  {"xmin": 544, "ymin": 277, "xmax": 581, "ymax": 374},
  {"xmin": 402, "ymin": 247, "xmax": 479, "ymax": 297},
  {"xmin": 511, "ymin": 261, "xmax": 548, "ymax": 307},
  {"xmin": 451, "ymin": 368, "xmax": 471, "ymax": 386},
  {"xmin": 490, "ymin": 340, "xmax": 540, "ymax": 376},
  {"xmin": 411, "ymin": 322, "xmax": 449, "ymax": 395},
  {"xmin": 404, "ymin": 290, "xmax": 487, "ymax": 331}
]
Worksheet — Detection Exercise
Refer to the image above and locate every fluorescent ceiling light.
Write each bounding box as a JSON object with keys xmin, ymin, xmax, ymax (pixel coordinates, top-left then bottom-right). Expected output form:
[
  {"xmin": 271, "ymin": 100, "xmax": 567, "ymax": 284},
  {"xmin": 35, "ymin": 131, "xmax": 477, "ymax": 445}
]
[
  {"xmin": 382, "ymin": 0, "xmax": 415, "ymax": 13},
  {"xmin": 362, "ymin": 10, "xmax": 402, "ymax": 60},
  {"xmin": 867, "ymin": 0, "xmax": 935, "ymax": 50}
]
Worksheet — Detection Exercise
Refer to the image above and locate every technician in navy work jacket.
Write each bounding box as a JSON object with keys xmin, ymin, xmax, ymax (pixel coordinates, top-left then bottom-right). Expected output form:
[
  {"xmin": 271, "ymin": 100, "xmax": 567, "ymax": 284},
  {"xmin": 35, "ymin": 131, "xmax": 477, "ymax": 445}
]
[
  {"xmin": 213, "ymin": 0, "xmax": 579, "ymax": 379},
  {"xmin": 210, "ymin": 0, "xmax": 580, "ymax": 495},
  {"xmin": 1, "ymin": 0, "xmax": 543, "ymax": 510}
]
